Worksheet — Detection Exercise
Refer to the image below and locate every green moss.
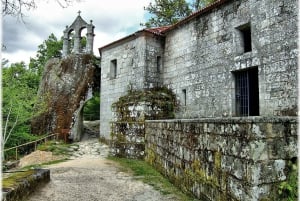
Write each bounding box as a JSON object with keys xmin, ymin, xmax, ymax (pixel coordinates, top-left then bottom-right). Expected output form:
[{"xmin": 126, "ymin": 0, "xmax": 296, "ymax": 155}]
[
  {"xmin": 20, "ymin": 159, "xmax": 69, "ymax": 170},
  {"xmin": 112, "ymin": 86, "xmax": 178, "ymax": 121},
  {"xmin": 37, "ymin": 140, "xmax": 77, "ymax": 156},
  {"xmin": 214, "ymin": 151, "xmax": 222, "ymax": 170},
  {"xmin": 145, "ymin": 146, "xmax": 156, "ymax": 165},
  {"xmin": 108, "ymin": 156, "xmax": 195, "ymax": 201},
  {"xmin": 3, "ymin": 170, "xmax": 35, "ymax": 189},
  {"xmin": 111, "ymin": 87, "xmax": 178, "ymax": 159}
]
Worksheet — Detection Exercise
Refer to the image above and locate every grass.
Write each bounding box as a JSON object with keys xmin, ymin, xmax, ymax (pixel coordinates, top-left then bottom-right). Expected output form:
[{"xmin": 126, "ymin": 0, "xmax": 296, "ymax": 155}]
[
  {"xmin": 108, "ymin": 156, "xmax": 197, "ymax": 201},
  {"xmin": 19, "ymin": 159, "xmax": 69, "ymax": 171},
  {"xmin": 2, "ymin": 170, "xmax": 35, "ymax": 189},
  {"xmin": 37, "ymin": 140, "xmax": 79, "ymax": 156}
]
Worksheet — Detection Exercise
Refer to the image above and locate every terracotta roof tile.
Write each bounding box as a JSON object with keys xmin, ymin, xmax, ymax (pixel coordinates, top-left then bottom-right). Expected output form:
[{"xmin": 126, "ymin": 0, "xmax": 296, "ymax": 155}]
[
  {"xmin": 144, "ymin": 25, "xmax": 172, "ymax": 35},
  {"xmin": 99, "ymin": 0, "xmax": 232, "ymax": 50}
]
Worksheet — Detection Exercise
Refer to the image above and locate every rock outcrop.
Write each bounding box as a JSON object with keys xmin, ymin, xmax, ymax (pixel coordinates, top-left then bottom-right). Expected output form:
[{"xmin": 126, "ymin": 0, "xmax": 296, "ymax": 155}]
[{"xmin": 31, "ymin": 54, "xmax": 95, "ymax": 141}]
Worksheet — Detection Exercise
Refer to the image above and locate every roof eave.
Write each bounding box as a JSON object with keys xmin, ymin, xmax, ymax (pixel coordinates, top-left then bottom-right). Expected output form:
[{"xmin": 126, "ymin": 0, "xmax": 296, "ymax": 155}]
[{"xmin": 98, "ymin": 29, "xmax": 165, "ymax": 52}]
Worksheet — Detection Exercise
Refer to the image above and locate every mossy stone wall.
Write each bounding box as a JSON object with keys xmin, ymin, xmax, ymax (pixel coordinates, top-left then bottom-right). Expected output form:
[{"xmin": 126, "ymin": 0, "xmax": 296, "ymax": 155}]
[
  {"xmin": 145, "ymin": 117, "xmax": 297, "ymax": 200},
  {"xmin": 110, "ymin": 87, "xmax": 177, "ymax": 159},
  {"xmin": 2, "ymin": 169, "xmax": 50, "ymax": 201}
]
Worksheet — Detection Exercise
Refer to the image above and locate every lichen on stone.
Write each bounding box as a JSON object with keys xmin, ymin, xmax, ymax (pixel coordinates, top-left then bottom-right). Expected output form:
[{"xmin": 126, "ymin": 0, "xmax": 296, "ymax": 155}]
[{"xmin": 31, "ymin": 54, "xmax": 96, "ymax": 142}]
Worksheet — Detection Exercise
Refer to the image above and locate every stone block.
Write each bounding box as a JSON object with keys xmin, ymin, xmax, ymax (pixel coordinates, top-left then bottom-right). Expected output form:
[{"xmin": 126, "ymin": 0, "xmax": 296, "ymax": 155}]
[
  {"xmin": 247, "ymin": 159, "xmax": 286, "ymax": 185},
  {"xmin": 3, "ymin": 169, "xmax": 50, "ymax": 201},
  {"xmin": 249, "ymin": 140, "xmax": 268, "ymax": 161}
]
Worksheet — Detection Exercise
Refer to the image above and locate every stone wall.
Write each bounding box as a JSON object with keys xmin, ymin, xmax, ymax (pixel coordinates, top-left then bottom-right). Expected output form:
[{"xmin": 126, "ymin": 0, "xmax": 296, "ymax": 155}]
[
  {"xmin": 2, "ymin": 169, "xmax": 50, "ymax": 201},
  {"xmin": 145, "ymin": 117, "xmax": 297, "ymax": 200},
  {"xmin": 163, "ymin": 0, "xmax": 298, "ymax": 118},
  {"xmin": 110, "ymin": 87, "xmax": 177, "ymax": 159},
  {"xmin": 99, "ymin": 33, "xmax": 165, "ymax": 138},
  {"xmin": 110, "ymin": 121, "xmax": 145, "ymax": 159},
  {"xmin": 100, "ymin": 0, "xmax": 298, "ymax": 139}
]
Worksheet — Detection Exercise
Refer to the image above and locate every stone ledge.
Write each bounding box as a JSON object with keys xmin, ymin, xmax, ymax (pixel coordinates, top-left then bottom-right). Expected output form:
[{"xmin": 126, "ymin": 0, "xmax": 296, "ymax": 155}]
[
  {"xmin": 2, "ymin": 169, "xmax": 50, "ymax": 201},
  {"xmin": 146, "ymin": 116, "xmax": 298, "ymax": 123}
]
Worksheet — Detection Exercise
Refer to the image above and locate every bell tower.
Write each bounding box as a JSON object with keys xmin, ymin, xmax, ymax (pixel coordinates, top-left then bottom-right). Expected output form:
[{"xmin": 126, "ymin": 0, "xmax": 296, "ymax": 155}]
[{"xmin": 62, "ymin": 11, "xmax": 95, "ymax": 56}]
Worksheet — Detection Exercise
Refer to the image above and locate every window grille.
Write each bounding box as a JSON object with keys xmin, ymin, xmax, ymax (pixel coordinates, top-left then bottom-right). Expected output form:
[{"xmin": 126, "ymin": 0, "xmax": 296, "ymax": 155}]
[{"xmin": 234, "ymin": 68, "xmax": 259, "ymax": 116}]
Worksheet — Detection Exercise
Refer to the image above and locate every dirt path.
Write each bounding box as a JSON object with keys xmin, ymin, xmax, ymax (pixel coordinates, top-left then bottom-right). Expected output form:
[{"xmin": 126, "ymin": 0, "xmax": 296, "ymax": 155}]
[{"xmin": 27, "ymin": 138, "xmax": 181, "ymax": 201}]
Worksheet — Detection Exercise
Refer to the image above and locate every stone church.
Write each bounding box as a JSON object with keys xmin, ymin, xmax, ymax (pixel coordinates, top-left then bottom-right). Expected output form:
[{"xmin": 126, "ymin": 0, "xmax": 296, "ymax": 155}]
[
  {"xmin": 50, "ymin": 0, "xmax": 296, "ymax": 200},
  {"xmin": 99, "ymin": 0, "xmax": 298, "ymax": 138}
]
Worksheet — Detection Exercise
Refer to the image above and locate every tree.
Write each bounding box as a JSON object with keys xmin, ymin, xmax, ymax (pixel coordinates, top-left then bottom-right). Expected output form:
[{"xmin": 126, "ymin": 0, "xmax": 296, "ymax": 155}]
[
  {"xmin": 142, "ymin": 0, "xmax": 192, "ymax": 28},
  {"xmin": 2, "ymin": 62, "xmax": 42, "ymax": 159},
  {"xmin": 142, "ymin": 0, "xmax": 217, "ymax": 28},
  {"xmin": 29, "ymin": 33, "xmax": 63, "ymax": 78},
  {"xmin": 191, "ymin": 0, "xmax": 216, "ymax": 11},
  {"xmin": 2, "ymin": 0, "xmax": 81, "ymax": 18},
  {"xmin": 2, "ymin": 33, "xmax": 63, "ymax": 160},
  {"xmin": 83, "ymin": 92, "xmax": 100, "ymax": 121}
]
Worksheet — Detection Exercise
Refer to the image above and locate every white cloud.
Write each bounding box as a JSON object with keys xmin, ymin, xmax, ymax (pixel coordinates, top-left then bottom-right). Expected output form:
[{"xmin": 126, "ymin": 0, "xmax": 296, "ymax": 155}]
[{"xmin": 2, "ymin": 0, "xmax": 151, "ymax": 64}]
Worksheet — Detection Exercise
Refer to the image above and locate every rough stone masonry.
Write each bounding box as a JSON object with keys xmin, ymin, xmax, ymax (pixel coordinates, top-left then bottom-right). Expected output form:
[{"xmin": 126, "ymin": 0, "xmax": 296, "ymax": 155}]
[
  {"xmin": 99, "ymin": 0, "xmax": 298, "ymax": 200},
  {"xmin": 145, "ymin": 117, "xmax": 297, "ymax": 200},
  {"xmin": 99, "ymin": 0, "xmax": 298, "ymax": 138}
]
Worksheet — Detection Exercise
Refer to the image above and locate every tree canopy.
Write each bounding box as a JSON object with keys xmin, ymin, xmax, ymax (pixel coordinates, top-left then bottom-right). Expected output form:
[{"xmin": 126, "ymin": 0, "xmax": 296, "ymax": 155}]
[
  {"xmin": 2, "ymin": 61, "xmax": 41, "ymax": 154},
  {"xmin": 142, "ymin": 0, "xmax": 216, "ymax": 28},
  {"xmin": 142, "ymin": 0, "xmax": 192, "ymax": 28},
  {"xmin": 2, "ymin": 33, "xmax": 63, "ymax": 156},
  {"xmin": 29, "ymin": 33, "xmax": 63, "ymax": 79}
]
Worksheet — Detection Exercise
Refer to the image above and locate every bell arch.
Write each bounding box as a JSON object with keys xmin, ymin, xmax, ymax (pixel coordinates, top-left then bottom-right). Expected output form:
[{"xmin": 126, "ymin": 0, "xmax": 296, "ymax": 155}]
[{"xmin": 63, "ymin": 11, "xmax": 95, "ymax": 56}]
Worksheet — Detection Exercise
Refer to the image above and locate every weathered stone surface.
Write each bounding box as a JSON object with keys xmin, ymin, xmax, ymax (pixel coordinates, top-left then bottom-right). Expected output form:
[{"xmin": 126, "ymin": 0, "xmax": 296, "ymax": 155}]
[
  {"xmin": 145, "ymin": 117, "xmax": 297, "ymax": 201},
  {"xmin": 110, "ymin": 87, "xmax": 177, "ymax": 159},
  {"xmin": 99, "ymin": 0, "xmax": 298, "ymax": 138},
  {"xmin": 2, "ymin": 169, "xmax": 50, "ymax": 201},
  {"xmin": 31, "ymin": 54, "xmax": 95, "ymax": 141}
]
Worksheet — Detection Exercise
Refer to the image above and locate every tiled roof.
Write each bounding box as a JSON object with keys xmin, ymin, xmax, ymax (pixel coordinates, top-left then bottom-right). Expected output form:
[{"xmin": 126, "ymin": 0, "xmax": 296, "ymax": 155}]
[
  {"xmin": 99, "ymin": 0, "xmax": 231, "ymax": 50},
  {"xmin": 141, "ymin": 0, "xmax": 231, "ymax": 35},
  {"xmin": 99, "ymin": 26, "xmax": 170, "ymax": 50},
  {"xmin": 144, "ymin": 25, "xmax": 172, "ymax": 35}
]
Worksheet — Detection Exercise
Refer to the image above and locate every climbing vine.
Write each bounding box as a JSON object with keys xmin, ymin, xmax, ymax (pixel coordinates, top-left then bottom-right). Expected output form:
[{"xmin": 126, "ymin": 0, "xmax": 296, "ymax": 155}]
[
  {"xmin": 110, "ymin": 86, "xmax": 178, "ymax": 159},
  {"xmin": 112, "ymin": 86, "xmax": 178, "ymax": 121},
  {"xmin": 278, "ymin": 159, "xmax": 298, "ymax": 201}
]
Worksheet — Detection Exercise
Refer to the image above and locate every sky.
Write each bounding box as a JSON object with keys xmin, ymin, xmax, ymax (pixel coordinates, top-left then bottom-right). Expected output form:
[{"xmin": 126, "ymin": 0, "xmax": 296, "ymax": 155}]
[{"xmin": 2, "ymin": 0, "xmax": 152, "ymax": 65}]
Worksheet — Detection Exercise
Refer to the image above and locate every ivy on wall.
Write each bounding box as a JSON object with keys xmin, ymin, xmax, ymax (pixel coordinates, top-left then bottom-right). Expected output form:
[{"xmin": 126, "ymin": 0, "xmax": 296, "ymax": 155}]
[
  {"xmin": 110, "ymin": 86, "xmax": 178, "ymax": 159},
  {"xmin": 112, "ymin": 86, "xmax": 178, "ymax": 121}
]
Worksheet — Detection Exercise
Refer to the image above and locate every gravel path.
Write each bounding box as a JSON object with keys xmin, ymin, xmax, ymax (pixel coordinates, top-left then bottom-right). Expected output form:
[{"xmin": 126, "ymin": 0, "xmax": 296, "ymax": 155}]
[{"xmin": 27, "ymin": 137, "xmax": 181, "ymax": 201}]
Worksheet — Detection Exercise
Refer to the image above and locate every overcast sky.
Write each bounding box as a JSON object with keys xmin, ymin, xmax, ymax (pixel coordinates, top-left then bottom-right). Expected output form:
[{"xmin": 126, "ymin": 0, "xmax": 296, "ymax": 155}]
[{"xmin": 2, "ymin": 0, "xmax": 152, "ymax": 65}]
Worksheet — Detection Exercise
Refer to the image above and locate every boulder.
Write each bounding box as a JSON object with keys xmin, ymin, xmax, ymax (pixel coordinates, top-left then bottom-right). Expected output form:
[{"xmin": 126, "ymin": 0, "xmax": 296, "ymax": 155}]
[{"xmin": 31, "ymin": 54, "xmax": 95, "ymax": 142}]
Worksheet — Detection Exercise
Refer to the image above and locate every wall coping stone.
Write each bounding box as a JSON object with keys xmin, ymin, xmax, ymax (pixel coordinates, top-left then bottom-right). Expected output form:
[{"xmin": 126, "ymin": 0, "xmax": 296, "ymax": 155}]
[
  {"xmin": 146, "ymin": 116, "xmax": 298, "ymax": 124},
  {"xmin": 2, "ymin": 169, "xmax": 50, "ymax": 201}
]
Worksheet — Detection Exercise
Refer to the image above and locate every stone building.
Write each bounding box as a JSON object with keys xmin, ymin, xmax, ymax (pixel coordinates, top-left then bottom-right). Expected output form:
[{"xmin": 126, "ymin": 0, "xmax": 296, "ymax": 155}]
[
  {"xmin": 98, "ymin": 0, "xmax": 297, "ymax": 200},
  {"xmin": 99, "ymin": 0, "xmax": 298, "ymax": 138}
]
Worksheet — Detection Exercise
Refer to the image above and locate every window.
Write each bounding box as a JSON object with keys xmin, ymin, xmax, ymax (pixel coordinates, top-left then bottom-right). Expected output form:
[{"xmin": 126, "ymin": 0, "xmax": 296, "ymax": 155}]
[
  {"xmin": 234, "ymin": 67, "xmax": 259, "ymax": 116},
  {"xmin": 238, "ymin": 23, "xmax": 252, "ymax": 53},
  {"xmin": 157, "ymin": 56, "xmax": 162, "ymax": 73},
  {"xmin": 110, "ymin": 59, "xmax": 117, "ymax": 79},
  {"xmin": 182, "ymin": 89, "xmax": 187, "ymax": 106}
]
